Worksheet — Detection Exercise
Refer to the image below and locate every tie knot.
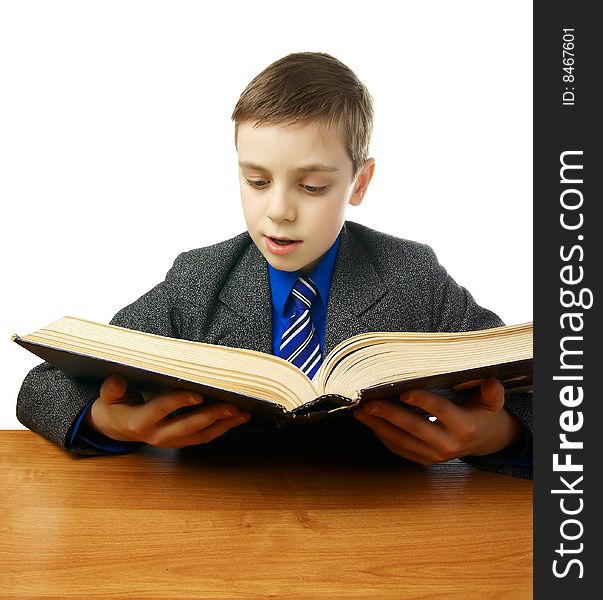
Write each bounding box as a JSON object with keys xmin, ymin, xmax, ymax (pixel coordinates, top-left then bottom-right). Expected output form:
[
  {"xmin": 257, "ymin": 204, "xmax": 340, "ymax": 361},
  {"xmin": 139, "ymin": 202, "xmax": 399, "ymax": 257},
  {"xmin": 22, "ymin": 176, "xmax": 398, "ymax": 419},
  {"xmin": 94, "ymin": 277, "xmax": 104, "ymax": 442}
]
[{"xmin": 291, "ymin": 276, "xmax": 318, "ymax": 311}]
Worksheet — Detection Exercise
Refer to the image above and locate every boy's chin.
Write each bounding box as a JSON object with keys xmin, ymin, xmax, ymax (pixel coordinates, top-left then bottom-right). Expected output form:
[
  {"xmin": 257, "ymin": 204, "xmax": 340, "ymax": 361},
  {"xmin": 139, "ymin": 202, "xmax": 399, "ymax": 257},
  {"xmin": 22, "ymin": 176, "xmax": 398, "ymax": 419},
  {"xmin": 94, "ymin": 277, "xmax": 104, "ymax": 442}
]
[
  {"xmin": 266, "ymin": 257, "xmax": 303, "ymax": 272},
  {"xmin": 262, "ymin": 252, "xmax": 313, "ymax": 274}
]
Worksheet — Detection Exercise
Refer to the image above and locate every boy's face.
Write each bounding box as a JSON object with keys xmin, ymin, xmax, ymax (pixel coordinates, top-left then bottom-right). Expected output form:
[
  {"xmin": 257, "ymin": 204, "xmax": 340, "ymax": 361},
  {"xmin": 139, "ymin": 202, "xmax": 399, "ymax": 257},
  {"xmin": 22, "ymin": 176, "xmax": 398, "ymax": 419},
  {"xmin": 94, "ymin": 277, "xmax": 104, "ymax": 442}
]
[{"xmin": 237, "ymin": 120, "xmax": 375, "ymax": 275}]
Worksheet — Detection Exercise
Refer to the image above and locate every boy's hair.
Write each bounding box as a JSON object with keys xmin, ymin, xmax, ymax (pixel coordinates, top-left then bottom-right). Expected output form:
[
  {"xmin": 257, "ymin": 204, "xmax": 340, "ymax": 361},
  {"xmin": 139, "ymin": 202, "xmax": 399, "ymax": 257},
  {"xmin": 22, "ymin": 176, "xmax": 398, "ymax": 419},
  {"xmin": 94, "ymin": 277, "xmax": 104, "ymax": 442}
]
[{"xmin": 231, "ymin": 52, "xmax": 373, "ymax": 182}]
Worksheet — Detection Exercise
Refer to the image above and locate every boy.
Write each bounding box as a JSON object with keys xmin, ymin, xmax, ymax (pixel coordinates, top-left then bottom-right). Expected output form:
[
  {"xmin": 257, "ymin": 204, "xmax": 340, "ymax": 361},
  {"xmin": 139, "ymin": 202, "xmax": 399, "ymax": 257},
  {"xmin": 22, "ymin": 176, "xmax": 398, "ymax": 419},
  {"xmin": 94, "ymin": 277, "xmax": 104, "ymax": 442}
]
[{"xmin": 16, "ymin": 52, "xmax": 532, "ymax": 479}]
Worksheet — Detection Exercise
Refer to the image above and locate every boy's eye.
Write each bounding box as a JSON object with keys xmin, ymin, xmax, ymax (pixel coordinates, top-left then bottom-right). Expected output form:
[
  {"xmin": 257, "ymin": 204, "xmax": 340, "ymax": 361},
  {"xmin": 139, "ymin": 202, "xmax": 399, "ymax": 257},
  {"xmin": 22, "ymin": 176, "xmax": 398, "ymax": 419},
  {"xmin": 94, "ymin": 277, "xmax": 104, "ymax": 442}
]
[
  {"xmin": 244, "ymin": 179, "xmax": 328, "ymax": 194},
  {"xmin": 245, "ymin": 179, "xmax": 268, "ymax": 189},
  {"xmin": 302, "ymin": 184, "xmax": 328, "ymax": 194}
]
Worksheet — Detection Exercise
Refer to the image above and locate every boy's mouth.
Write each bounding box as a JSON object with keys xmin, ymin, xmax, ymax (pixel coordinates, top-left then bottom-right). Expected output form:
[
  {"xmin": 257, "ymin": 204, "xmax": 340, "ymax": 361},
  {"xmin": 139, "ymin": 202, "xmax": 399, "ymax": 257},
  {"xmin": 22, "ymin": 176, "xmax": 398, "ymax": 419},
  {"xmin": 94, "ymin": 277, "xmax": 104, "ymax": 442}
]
[
  {"xmin": 267, "ymin": 236, "xmax": 300, "ymax": 245},
  {"xmin": 265, "ymin": 235, "xmax": 302, "ymax": 255}
]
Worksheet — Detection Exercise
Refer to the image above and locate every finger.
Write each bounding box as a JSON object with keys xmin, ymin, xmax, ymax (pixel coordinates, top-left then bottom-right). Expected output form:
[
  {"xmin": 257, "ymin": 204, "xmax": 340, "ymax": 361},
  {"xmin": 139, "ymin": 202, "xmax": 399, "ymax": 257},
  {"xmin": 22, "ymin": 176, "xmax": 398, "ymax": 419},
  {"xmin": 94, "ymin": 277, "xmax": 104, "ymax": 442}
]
[
  {"xmin": 354, "ymin": 408, "xmax": 438, "ymax": 460},
  {"xmin": 359, "ymin": 401, "xmax": 446, "ymax": 450},
  {"xmin": 398, "ymin": 389, "xmax": 469, "ymax": 431},
  {"xmin": 475, "ymin": 377, "xmax": 505, "ymax": 411},
  {"xmin": 168, "ymin": 413, "xmax": 251, "ymax": 449},
  {"xmin": 137, "ymin": 389, "xmax": 205, "ymax": 427},
  {"xmin": 372, "ymin": 430, "xmax": 439, "ymax": 467},
  {"xmin": 99, "ymin": 374, "xmax": 128, "ymax": 404},
  {"xmin": 149, "ymin": 402, "xmax": 244, "ymax": 447}
]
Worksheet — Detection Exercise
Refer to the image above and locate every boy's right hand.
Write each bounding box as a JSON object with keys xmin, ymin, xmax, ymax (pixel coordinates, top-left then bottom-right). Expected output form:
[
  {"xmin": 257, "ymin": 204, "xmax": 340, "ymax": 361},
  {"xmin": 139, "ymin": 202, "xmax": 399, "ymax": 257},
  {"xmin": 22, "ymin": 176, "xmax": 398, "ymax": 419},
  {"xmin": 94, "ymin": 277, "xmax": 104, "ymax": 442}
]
[{"xmin": 84, "ymin": 374, "xmax": 250, "ymax": 449}]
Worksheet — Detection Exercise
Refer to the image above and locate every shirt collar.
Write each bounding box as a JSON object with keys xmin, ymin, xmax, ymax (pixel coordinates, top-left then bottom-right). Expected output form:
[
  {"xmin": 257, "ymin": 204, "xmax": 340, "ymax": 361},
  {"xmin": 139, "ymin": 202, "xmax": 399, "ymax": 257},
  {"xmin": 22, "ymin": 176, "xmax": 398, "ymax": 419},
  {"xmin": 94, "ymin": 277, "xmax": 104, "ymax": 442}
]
[{"xmin": 268, "ymin": 231, "xmax": 341, "ymax": 317}]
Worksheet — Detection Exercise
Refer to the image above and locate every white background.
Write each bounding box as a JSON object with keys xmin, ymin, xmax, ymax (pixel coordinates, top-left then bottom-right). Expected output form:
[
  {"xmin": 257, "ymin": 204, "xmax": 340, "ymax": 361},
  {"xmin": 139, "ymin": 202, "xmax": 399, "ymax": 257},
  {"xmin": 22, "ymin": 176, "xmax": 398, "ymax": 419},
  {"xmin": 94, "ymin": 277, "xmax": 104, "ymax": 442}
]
[{"xmin": 0, "ymin": 1, "xmax": 532, "ymax": 428}]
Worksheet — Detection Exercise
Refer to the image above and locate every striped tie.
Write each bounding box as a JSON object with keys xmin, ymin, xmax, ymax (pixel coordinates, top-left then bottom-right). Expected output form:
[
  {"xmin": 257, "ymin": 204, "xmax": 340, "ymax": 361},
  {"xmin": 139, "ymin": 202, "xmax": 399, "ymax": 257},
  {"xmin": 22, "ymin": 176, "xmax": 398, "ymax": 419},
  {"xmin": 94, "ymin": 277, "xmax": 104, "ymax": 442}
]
[{"xmin": 279, "ymin": 276, "xmax": 322, "ymax": 380}]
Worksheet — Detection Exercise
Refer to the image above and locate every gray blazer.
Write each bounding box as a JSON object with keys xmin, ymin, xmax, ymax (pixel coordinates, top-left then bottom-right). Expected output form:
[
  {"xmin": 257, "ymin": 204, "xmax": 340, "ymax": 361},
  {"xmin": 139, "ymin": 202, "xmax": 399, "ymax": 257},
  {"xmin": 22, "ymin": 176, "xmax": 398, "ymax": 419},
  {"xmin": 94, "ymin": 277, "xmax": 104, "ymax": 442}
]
[{"xmin": 16, "ymin": 220, "xmax": 532, "ymax": 479}]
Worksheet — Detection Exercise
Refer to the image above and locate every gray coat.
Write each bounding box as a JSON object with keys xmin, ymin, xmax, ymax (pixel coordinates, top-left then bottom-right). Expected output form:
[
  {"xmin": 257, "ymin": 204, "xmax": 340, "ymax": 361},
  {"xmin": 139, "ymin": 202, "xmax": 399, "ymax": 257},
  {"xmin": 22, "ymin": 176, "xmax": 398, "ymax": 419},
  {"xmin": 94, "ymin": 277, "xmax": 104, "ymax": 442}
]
[{"xmin": 16, "ymin": 220, "xmax": 532, "ymax": 479}]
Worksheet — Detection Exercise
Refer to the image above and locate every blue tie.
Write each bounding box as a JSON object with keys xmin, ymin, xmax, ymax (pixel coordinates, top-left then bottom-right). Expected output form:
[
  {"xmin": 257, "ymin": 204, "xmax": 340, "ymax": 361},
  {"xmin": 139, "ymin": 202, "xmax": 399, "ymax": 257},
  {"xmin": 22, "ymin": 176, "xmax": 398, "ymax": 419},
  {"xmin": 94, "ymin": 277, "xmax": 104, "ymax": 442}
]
[{"xmin": 279, "ymin": 276, "xmax": 323, "ymax": 380}]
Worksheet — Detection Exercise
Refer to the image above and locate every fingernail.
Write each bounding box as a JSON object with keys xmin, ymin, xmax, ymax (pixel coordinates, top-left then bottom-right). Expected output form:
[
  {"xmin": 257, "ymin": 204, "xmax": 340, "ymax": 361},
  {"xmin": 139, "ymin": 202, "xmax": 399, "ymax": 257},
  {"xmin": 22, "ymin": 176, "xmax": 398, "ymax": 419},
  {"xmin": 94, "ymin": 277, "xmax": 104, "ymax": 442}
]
[
  {"xmin": 400, "ymin": 394, "xmax": 414, "ymax": 404},
  {"xmin": 189, "ymin": 394, "xmax": 203, "ymax": 404},
  {"xmin": 366, "ymin": 404, "xmax": 380, "ymax": 415},
  {"xmin": 223, "ymin": 408, "xmax": 238, "ymax": 417},
  {"xmin": 237, "ymin": 414, "xmax": 250, "ymax": 423}
]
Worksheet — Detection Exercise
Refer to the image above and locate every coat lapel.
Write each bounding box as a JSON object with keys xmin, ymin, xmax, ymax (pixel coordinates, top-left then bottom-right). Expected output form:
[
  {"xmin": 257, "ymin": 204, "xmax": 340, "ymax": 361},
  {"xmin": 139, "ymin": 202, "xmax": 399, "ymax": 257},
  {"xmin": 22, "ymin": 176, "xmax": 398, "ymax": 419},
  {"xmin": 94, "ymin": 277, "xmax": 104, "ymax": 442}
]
[
  {"xmin": 323, "ymin": 222, "xmax": 388, "ymax": 356},
  {"xmin": 216, "ymin": 240, "xmax": 273, "ymax": 354}
]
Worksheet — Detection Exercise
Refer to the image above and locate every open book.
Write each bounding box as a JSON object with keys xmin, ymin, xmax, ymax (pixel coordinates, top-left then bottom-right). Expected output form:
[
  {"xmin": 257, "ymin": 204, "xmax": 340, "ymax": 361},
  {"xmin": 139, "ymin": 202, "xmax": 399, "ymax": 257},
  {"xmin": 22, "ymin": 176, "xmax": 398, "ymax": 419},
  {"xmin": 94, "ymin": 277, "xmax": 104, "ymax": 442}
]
[{"xmin": 13, "ymin": 316, "xmax": 533, "ymax": 427}]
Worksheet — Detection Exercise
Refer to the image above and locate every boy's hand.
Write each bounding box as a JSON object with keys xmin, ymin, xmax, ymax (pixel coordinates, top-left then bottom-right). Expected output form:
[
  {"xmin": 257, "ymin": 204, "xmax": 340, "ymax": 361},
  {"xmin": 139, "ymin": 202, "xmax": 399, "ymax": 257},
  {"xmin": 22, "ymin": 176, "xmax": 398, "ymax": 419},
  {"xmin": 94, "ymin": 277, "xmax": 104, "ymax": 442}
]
[
  {"xmin": 352, "ymin": 377, "xmax": 523, "ymax": 466},
  {"xmin": 85, "ymin": 374, "xmax": 250, "ymax": 449}
]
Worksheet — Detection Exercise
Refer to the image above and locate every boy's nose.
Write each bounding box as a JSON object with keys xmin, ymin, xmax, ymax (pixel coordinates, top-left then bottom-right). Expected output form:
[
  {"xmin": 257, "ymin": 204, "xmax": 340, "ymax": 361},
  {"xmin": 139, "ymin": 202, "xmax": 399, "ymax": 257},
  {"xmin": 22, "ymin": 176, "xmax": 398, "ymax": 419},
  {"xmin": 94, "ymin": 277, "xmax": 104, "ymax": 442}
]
[{"xmin": 265, "ymin": 190, "xmax": 296, "ymax": 221}]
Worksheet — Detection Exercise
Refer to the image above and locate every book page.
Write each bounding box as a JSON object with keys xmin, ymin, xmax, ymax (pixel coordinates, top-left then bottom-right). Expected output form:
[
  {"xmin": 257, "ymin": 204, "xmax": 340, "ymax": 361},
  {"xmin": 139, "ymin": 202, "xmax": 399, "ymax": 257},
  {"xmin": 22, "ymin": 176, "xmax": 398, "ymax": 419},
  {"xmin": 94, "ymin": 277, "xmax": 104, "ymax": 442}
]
[{"xmin": 317, "ymin": 324, "xmax": 533, "ymax": 399}]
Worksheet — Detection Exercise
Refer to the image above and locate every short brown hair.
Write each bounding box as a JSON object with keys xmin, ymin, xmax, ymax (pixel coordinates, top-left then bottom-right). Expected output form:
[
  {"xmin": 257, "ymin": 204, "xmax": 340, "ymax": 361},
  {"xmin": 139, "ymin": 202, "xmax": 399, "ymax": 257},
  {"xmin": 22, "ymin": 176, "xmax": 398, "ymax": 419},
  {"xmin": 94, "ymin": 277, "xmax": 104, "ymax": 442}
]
[{"xmin": 231, "ymin": 52, "xmax": 374, "ymax": 182}]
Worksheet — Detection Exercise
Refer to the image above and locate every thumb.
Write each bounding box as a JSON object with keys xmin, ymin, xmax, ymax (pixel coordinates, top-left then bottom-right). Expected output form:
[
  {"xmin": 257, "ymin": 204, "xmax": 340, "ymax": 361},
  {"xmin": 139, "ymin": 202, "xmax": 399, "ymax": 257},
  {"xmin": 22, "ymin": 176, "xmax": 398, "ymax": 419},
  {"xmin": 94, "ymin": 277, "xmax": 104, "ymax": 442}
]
[
  {"xmin": 100, "ymin": 374, "xmax": 128, "ymax": 404},
  {"xmin": 477, "ymin": 377, "xmax": 505, "ymax": 411}
]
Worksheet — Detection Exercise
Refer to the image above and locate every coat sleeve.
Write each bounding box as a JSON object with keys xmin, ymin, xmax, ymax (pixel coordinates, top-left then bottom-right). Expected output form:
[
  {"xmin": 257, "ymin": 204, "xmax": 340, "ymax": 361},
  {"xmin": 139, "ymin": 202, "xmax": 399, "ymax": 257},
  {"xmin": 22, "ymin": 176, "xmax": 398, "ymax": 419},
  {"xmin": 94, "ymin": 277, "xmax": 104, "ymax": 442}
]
[
  {"xmin": 15, "ymin": 252, "xmax": 189, "ymax": 456},
  {"xmin": 426, "ymin": 246, "xmax": 533, "ymax": 480}
]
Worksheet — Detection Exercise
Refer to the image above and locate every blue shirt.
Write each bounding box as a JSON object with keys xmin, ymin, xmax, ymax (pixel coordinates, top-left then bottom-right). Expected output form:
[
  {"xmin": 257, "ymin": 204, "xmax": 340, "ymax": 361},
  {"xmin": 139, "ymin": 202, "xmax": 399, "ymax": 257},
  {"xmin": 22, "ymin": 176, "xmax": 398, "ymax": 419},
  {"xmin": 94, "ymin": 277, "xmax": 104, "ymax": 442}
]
[{"xmin": 67, "ymin": 230, "xmax": 531, "ymax": 468}]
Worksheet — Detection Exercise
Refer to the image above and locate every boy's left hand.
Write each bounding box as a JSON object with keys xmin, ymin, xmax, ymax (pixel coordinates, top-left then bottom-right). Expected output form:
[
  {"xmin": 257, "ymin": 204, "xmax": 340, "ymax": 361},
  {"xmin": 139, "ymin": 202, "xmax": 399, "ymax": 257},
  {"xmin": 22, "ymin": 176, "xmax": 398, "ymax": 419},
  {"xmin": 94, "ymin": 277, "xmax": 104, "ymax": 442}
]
[{"xmin": 352, "ymin": 377, "xmax": 523, "ymax": 466}]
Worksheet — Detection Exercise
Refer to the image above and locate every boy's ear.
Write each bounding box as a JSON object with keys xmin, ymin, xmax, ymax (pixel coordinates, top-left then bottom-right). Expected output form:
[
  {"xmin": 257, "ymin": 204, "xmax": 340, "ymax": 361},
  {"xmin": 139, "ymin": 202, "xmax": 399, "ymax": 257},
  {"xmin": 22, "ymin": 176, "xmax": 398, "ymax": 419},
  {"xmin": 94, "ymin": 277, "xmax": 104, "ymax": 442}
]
[{"xmin": 349, "ymin": 158, "xmax": 376, "ymax": 206}]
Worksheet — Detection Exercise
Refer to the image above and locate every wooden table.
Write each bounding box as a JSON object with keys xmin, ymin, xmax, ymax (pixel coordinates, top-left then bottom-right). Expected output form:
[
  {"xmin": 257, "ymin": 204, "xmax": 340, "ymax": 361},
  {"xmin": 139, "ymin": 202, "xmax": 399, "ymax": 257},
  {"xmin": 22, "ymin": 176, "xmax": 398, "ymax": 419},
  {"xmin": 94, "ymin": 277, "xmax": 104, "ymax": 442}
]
[{"xmin": 0, "ymin": 429, "xmax": 532, "ymax": 599}]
